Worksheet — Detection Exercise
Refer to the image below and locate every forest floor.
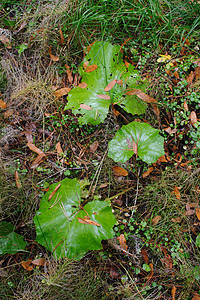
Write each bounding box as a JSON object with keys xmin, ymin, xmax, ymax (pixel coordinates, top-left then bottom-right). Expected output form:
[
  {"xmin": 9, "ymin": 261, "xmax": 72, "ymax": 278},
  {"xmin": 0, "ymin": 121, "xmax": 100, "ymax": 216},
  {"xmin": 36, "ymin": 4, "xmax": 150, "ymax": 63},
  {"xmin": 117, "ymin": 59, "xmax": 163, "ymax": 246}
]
[{"xmin": 0, "ymin": 1, "xmax": 200, "ymax": 299}]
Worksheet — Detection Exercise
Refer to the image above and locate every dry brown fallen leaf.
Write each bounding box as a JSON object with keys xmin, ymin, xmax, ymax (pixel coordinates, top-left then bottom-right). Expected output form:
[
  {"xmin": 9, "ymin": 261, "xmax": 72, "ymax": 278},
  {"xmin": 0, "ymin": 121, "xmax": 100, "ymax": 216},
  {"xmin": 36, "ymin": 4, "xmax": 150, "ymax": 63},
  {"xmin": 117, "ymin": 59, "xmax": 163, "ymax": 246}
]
[
  {"xmin": 48, "ymin": 183, "xmax": 61, "ymax": 201},
  {"xmin": 78, "ymin": 82, "xmax": 87, "ymax": 89},
  {"xmin": 174, "ymin": 71, "xmax": 179, "ymax": 79},
  {"xmin": 85, "ymin": 64, "xmax": 98, "ymax": 73},
  {"xmin": 157, "ymin": 154, "xmax": 171, "ymax": 163},
  {"xmin": 172, "ymin": 185, "xmax": 181, "ymax": 200},
  {"xmin": 192, "ymin": 295, "xmax": 200, "ymax": 300},
  {"xmin": 187, "ymin": 71, "xmax": 194, "ymax": 85},
  {"xmin": 190, "ymin": 111, "xmax": 197, "ymax": 126},
  {"xmin": 196, "ymin": 207, "xmax": 200, "ymax": 221},
  {"xmin": 31, "ymin": 258, "xmax": 46, "ymax": 266},
  {"xmin": 55, "ymin": 87, "xmax": 71, "ymax": 98},
  {"xmin": 15, "ymin": 170, "xmax": 22, "ymax": 189},
  {"xmin": 142, "ymin": 167, "xmax": 154, "ymax": 178},
  {"xmin": 104, "ymin": 79, "xmax": 117, "ymax": 92},
  {"xmin": 152, "ymin": 215, "xmax": 162, "ymax": 225},
  {"xmin": 0, "ymin": 34, "xmax": 11, "ymax": 48},
  {"xmin": 164, "ymin": 127, "xmax": 177, "ymax": 135},
  {"xmin": 117, "ymin": 234, "xmax": 128, "ymax": 251},
  {"xmin": 127, "ymin": 137, "xmax": 137, "ymax": 155},
  {"xmin": 90, "ymin": 141, "xmax": 99, "ymax": 153},
  {"xmin": 65, "ymin": 64, "xmax": 73, "ymax": 84},
  {"xmin": 171, "ymin": 217, "xmax": 182, "ymax": 223},
  {"xmin": 97, "ymin": 94, "xmax": 110, "ymax": 100},
  {"xmin": 183, "ymin": 100, "xmax": 189, "ymax": 111},
  {"xmin": 21, "ymin": 260, "xmax": 33, "ymax": 271},
  {"xmin": 31, "ymin": 153, "xmax": 45, "ymax": 169},
  {"xmin": 0, "ymin": 99, "xmax": 7, "ymax": 109},
  {"xmin": 126, "ymin": 89, "xmax": 157, "ymax": 103},
  {"xmin": 27, "ymin": 143, "xmax": 44, "ymax": 155},
  {"xmin": 171, "ymin": 286, "xmax": 176, "ymax": 300},
  {"xmin": 77, "ymin": 217, "xmax": 101, "ymax": 227},
  {"xmin": 59, "ymin": 28, "xmax": 64, "ymax": 44},
  {"xmin": 49, "ymin": 47, "xmax": 59, "ymax": 62},
  {"xmin": 56, "ymin": 142, "xmax": 63, "ymax": 155},
  {"xmin": 4, "ymin": 109, "xmax": 13, "ymax": 118},
  {"xmin": 80, "ymin": 104, "xmax": 93, "ymax": 110},
  {"xmin": 112, "ymin": 166, "xmax": 128, "ymax": 176}
]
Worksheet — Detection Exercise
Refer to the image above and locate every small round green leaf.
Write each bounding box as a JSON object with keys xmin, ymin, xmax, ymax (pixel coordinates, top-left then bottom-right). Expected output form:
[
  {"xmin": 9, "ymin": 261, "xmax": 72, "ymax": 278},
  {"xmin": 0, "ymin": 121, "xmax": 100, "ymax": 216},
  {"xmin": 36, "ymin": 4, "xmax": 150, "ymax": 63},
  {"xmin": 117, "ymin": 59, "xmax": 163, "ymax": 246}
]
[{"xmin": 108, "ymin": 121, "xmax": 165, "ymax": 164}]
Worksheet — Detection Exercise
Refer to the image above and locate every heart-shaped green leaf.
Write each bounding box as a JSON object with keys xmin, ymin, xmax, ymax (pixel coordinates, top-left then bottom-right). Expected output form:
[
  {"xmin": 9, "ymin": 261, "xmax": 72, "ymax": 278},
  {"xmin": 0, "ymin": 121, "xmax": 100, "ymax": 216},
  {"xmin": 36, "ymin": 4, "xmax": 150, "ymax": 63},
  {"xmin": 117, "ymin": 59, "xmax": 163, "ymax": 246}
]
[
  {"xmin": 34, "ymin": 178, "xmax": 116, "ymax": 259},
  {"xmin": 65, "ymin": 41, "xmax": 146, "ymax": 125},
  {"xmin": 0, "ymin": 221, "xmax": 27, "ymax": 255},
  {"xmin": 108, "ymin": 121, "xmax": 164, "ymax": 164}
]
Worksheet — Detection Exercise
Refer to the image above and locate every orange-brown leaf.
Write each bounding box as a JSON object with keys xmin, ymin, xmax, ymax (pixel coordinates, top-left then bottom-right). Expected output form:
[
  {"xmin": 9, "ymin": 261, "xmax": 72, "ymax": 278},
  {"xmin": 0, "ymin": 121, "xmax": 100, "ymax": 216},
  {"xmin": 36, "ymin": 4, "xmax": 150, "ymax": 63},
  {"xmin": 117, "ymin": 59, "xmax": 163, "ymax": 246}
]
[
  {"xmin": 190, "ymin": 111, "xmax": 197, "ymax": 126},
  {"xmin": 164, "ymin": 127, "xmax": 177, "ymax": 134},
  {"xmin": 195, "ymin": 207, "xmax": 200, "ymax": 221},
  {"xmin": 126, "ymin": 89, "xmax": 157, "ymax": 103},
  {"xmin": 104, "ymin": 79, "xmax": 117, "ymax": 92},
  {"xmin": 187, "ymin": 71, "xmax": 194, "ymax": 84},
  {"xmin": 77, "ymin": 217, "xmax": 101, "ymax": 227},
  {"xmin": 141, "ymin": 248, "xmax": 149, "ymax": 264},
  {"xmin": 59, "ymin": 28, "xmax": 64, "ymax": 44},
  {"xmin": 117, "ymin": 234, "xmax": 128, "ymax": 251},
  {"xmin": 55, "ymin": 87, "xmax": 71, "ymax": 98},
  {"xmin": 0, "ymin": 99, "xmax": 7, "ymax": 109},
  {"xmin": 48, "ymin": 183, "xmax": 61, "ymax": 201},
  {"xmin": 157, "ymin": 155, "xmax": 171, "ymax": 163},
  {"xmin": 183, "ymin": 100, "xmax": 189, "ymax": 111},
  {"xmin": 142, "ymin": 167, "xmax": 154, "ymax": 178},
  {"xmin": 27, "ymin": 143, "xmax": 44, "ymax": 155},
  {"xmin": 90, "ymin": 141, "xmax": 99, "ymax": 153},
  {"xmin": 65, "ymin": 64, "xmax": 73, "ymax": 84},
  {"xmin": 80, "ymin": 104, "xmax": 93, "ymax": 110},
  {"xmin": 192, "ymin": 295, "xmax": 200, "ymax": 300},
  {"xmin": 83, "ymin": 61, "xmax": 89, "ymax": 69},
  {"xmin": 171, "ymin": 286, "xmax": 176, "ymax": 300},
  {"xmin": 174, "ymin": 71, "xmax": 179, "ymax": 79},
  {"xmin": 112, "ymin": 166, "xmax": 128, "ymax": 176},
  {"xmin": 152, "ymin": 103, "xmax": 160, "ymax": 118},
  {"xmin": 49, "ymin": 47, "xmax": 59, "ymax": 62},
  {"xmin": 97, "ymin": 94, "xmax": 110, "ymax": 100},
  {"xmin": 152, "ymin": 215, "xmax": 162, "ymax": 225},
  {"xmin": 31, "ymin": 153, "xmax": 45, "ymax": 169},
  {"xmin": 85, "ymin": 64, "xmax": 97, "ymax": 73},
  {"xmin": 4, "ymin": 109, "xmax": 13, "ymax": 118},
  {"xmin": 56, "ymin": 142, "xmax": 63, "ymax": 155},
  {"xmin": 21, "ymin": 260, "xmax": 33, "ymax": 271},
  {"xmin": 78, "ymin": 82, "xmax": 87, "ymax": 89},
  {"xmin": 171, "ymin": 217, "xmax": 182, "ymax": 223},
  {"xmin": 31, "ymin": 258, "xmax": 46, "ymax": 266},
  {"xmin": 15, "ymin": 170, "xmax": 22, "ymax": 189},
  {"xmin": 172, "ymin": 185, "xmax": 181, "ymax": 200}
]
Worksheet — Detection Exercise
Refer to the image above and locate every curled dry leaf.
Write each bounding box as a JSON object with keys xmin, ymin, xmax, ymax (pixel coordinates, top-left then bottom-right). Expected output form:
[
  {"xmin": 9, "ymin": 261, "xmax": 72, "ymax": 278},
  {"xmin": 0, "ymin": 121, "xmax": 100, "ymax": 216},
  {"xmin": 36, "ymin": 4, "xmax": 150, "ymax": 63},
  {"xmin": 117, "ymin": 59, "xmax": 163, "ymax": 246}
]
[
  {"xmin": 84, "ymin": 64, "xmax": 98, "ymax": 73},
  {"xmin": 56, "ymin": 142, "xmax": 63, "ymax": 155},
  {"xmin": 0, "ymin": 99, "xmax": 7, "ymax": 109},
  {"xmin": 190, "ymin": 111, "xmax": 197, "ymax": 126},
  {"xmin": 80, "ymin": 104, "xmax": 93, "ymax": 110},
  {"xmin": 59, "ymin": 28, "xmax": 64, "ymax": 44},
  {"xmin": 104, "ymin": 79, "xmax": 117, "ymax": 92},
  {"xmin": 171, "ymin": 217, "xmax": 182, "ymax": 223},
  {"xmin": 112, "ymin": 166, "xmax": 128, "ymax": 176},
  {"xmin": 172, "ymin": 185, "xmax": 181, "ymax": 200},
  {"xmin": 183, "ymin": 100, "xmax": 189, "ymax": 111},
  {"xmin": 97, "ymin": 94, "xmax": 110, "ymax": 100},
  {"xmin": 125, "ymin": 89, "xmax": 157, "ymax": 103},
  {"xmin": 78, "ymin": 82, "xmax": 87, "ymax": 89},
  {"xmin": 48, "ymin": 183, "xmax": 61, "ymax": 201},
  {"xmin": 117, "ymin": 234, "xmax": 128, "ymax": 251},
  {"xmin": 77, "ymin": 217, "xmax": 101, "ymax": 227},
  {"xmin": 196, "ymin": 207, "xmax": 200, "ymax": 221},
  {"xmin": 157, "ymin": 154, "xmax": 171, "ymax": 163},
  {"xmin": 152, "ymin": 215, "xmax": 162, "ymax": 225},
  {"xmin": 171, "ymin": 286, "xmax": 176, "ymax": 300},
  {"xmin": 0, "ymin": 34, "xmax": 11, "ymax": 48},
  {"xmin": 15, "ymin": 170, "xmax": 22, "ymax": 189},
  {"xmin": 142, "ymin": 166, "xmax": 154, "ymax": 178},
  {"xmin": 31, "ymin": 153, "xmax": 45, "ymax": 169},
  {"xmin": 55, "ymin": 87, "xmax": 71, "ymax": 98},
  {"xmin": 27, "ymin": 143, "xmax": 44, "ymax": 155},
  {"xmin": 21, "ymin": 260, "xmax": 33, "ymax": 271},
  {"xmin": 90, "ymin": 140, "xmax": 99, "ymax": 153},
  {"xmin": 31, "ymin": 258, "xmax": 46, "ymax": 266},
  {"xmin": 83, "ymin": 61, "xmax": 89, "ymax": 69},
  {"xmin": 49, "ymin": 47, "xmax": 59, "ymax": 62},
  {"xmin": 65, "ymin": 64, "xmax": 73, "ymax": 84},
  {"xmin": 187, "ymin": 71, "xmax": 194, "ymax": 85}
]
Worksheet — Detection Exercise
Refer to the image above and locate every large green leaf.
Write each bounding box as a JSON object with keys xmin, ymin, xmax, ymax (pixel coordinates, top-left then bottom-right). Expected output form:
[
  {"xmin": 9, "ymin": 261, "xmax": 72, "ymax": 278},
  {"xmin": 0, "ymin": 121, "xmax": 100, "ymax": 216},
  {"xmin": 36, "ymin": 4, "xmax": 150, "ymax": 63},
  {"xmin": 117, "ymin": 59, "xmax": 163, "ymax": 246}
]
[
  {"xmin": 0, "ymin": 221, "xmax": 27, "ymax": 255},
  {"xmin": 65, "ymin": 41, "xmax": 146, "ymax": 125},
  {"xmin": 34, "ymin": 178, "xmax": 116, "ymax": 259},
  {"xmin": 108, "ymin": 121, "xmax": 165, "ymax": 164}
]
